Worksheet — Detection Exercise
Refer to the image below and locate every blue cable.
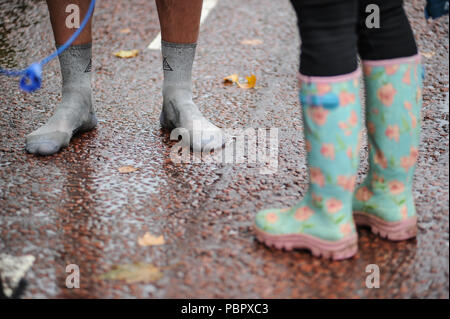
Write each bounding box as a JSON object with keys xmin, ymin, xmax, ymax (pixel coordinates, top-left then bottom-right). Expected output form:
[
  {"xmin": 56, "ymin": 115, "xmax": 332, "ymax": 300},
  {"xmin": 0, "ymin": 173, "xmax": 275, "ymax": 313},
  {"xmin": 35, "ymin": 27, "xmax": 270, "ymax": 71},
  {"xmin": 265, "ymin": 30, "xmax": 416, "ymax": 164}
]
[{"xmin": 0, "ymin": 0, "xmax": 96, "ymax": 92}]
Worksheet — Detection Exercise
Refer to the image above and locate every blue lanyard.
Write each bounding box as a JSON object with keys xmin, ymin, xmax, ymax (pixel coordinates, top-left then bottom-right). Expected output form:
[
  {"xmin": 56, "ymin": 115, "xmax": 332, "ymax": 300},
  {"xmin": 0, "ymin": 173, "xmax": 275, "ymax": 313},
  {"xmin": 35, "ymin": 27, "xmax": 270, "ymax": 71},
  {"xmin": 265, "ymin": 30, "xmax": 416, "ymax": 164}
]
[{"xmin": 0, "ymin": 0, "xmax": 96, "ymax": 92}]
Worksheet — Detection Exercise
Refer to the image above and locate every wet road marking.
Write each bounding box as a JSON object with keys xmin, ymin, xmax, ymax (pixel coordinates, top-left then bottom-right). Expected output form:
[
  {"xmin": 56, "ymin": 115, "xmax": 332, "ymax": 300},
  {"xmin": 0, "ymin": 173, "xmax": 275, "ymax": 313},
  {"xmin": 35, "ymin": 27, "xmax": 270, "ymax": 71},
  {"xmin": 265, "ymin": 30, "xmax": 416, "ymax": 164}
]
[{"xmin": 147, "ymin": 0, "xmax": 218, "ymax": 50}]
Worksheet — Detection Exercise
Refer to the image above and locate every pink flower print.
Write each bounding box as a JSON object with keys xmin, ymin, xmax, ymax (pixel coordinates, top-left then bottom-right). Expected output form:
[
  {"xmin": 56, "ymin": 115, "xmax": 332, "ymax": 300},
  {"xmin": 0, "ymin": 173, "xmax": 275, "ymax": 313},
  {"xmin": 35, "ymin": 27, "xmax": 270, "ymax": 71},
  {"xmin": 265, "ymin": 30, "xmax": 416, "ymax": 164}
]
[
  {"xmin": 306, "ymin": 139, "xmax": 312, "ymax": 152},
  {"xmin": 294, "ymin": 206, "xmax": 315, "ymax": 221},
  {"xmin": 416, "ymin": 87, "xmax": 422, "ymax": 104},
  {"xmin": 266, "ymin": 212, "xmax": 278, "ymax": 224},
  {"xmin": 400, "ymin": 156, "xmax": 413, "ymax": 172},
  {"xmin": 355, "ymin": 187, "xmax": 373, "ymax": 202},
  {"xmin": 340, "ymin": 223, "xmax": 353, "ymax": 236},
  {"xmin": 388, "ymin": 180, "xmax": 405, "ymax": 195},
  {"xmin": 346, "ymin": 146, "xmax": 353, "ymax": 159},
  {"xmin": 349, "ymin": 110, "xmax": 358, "ymax": 126},
  {"xmin": 364, "ymin": 66, "xmax": 372, "ymax": 76},
  {"xmin": 404, "ymin": 101, "xmax": 412, "ymax": 110},
  {"xmin": 385, "ymin": 65, "xmax": 399, "ymax": 75},
  {"xmin": 377, "ymin": 83, "xmax": 397, "ymax": 106},
  {"xmin": 326, "ymin": 198, "xmax": 343, "ymax": 214},
  {"xmin": 374, "ymin": 149, "xmax": 388, "ymax": 169},
  {"xmin": 311, "ymin": 192, "xmax": 322, "ymax": 203},
  {"xmin": 401, "ymin": 205, "xmax": 408, "ymax": 220},
  {"xmin": 338, "ymin": 122, "xmax": 352, "ymax": 136},
  {"xmin": 372, "ymin": 172, "xmax": 385, "ymax": 184},
  {"xmin": 317, "ymin": 83, "xmax": 331, "ymax": 95},
  {"xmin": 372, "ymin": 172, "xmax": 383, "ymax": 183},
  {"xmin": 410, "ymin": 147, "xmax": 419, "ymax": 163},
  {"xmin": 401, "ymin": 147, "xmax": 419, "ymax": 172},
  {"xmin": 308, "ymin": 107, "xmax": 329, "ymax": 126},
  {"xmin": 310, "ymin": 167, "xmax": 325, "ymax": 187},
  {"xmin": 372, "ymin": 108, "xmax": 379, "ymax": 115},
  {"xmin": 339, "ymin": 91, "xmax": 355, "ymax": 106},
  {"xmin": 402, "ymin": 68, "xmax": 411, "ymax": 84},
  {"xmin": 367, "ymin": 121, "xmax": 376, "ymax": 134},
  {"xmin": 337, "ymin": 175, "xmax": 356, "ymax": 192},
  {"xmin": 409, "ymin": 112, "xmax": 417, "ymax": 128},
  {"xmin": 320, "ymin": 143, "xmax": 335, "ymax": 160},
  {"xmin": 339, "ymin": 122, "xmax": 348, "ymax": 130},
  {"xmin": 385, "ymin": 125, "xmax": 400, "ymax": 142},
  {"xmin": 378, "ymin": 174, "xmax": 385, "ymax": 183}
]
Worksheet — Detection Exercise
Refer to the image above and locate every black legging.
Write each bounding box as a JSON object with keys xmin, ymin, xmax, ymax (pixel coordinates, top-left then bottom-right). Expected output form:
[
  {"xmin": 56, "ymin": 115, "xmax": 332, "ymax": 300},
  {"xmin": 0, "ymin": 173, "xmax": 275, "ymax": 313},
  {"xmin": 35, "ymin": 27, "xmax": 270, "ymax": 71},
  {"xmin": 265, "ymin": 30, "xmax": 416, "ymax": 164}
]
[{"xmin": 290, "ymin": 0, "xmax": 418, "ymax": 76}]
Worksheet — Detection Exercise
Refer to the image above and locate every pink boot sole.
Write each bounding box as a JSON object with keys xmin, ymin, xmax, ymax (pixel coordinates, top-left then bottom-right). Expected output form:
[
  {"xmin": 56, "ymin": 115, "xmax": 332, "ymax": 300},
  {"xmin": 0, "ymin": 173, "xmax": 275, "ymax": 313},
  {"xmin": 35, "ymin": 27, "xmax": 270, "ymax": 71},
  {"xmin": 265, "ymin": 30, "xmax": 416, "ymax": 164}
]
[
  {"xmin": 254, "ymin": 226, "xmax": 358, "ymax": 261},
  {"xmin": 353, "ymin": 211, "xmax": 417, "ymax": 241}
]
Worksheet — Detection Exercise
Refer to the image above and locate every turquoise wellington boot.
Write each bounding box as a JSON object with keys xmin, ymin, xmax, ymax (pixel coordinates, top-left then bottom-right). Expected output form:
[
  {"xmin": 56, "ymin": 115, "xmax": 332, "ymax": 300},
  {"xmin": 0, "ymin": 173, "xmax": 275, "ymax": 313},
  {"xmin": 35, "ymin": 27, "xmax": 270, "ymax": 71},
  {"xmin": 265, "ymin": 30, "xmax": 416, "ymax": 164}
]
[
  {"xmin": 255, "ymin": 70, "xmax": 362, "ymax": 260},
  {"xmin": 353, "ymin": 55, "xmax": 423, "ymax": 240}
]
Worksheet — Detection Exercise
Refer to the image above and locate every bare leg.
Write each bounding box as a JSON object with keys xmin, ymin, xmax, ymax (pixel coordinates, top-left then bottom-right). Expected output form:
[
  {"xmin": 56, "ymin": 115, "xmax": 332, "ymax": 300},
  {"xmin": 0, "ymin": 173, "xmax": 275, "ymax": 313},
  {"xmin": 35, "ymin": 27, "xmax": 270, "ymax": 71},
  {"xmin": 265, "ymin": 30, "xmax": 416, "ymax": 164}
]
[
  {"xmin": 156, "ymin": 0, "xmax": 202, "ymax": 43},
  {"xmin": 47, "ymin": 0, "xmax": 92, "ymax": 45},
  {"xmin": 26, "ymin": 0, "xmax": 96, "ymax": 155},
  {"xmin": 155, "ymin": 0, "xmax": 224, "ymax": 152}
]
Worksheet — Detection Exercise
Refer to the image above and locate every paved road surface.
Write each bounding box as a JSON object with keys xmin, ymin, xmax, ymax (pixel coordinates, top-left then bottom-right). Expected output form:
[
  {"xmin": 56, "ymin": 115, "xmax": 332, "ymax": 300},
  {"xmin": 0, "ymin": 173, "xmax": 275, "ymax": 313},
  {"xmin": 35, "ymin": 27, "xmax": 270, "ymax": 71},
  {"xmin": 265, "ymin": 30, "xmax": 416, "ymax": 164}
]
[{"xmin": 0, "ymin": 0, "xmax": 448, "ymax": 298}]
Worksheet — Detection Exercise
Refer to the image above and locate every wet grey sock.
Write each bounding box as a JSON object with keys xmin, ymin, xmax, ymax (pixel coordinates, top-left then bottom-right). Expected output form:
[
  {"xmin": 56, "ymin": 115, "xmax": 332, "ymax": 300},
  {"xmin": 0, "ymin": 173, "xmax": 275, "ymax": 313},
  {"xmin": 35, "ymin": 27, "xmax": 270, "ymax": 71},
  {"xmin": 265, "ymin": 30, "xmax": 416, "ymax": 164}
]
[
  {"xmin": 159, "ymin": 41, "xmax": 224, "ymax": 152},
  {"xmin": 26, "ymin": 43, "xmax": 97, "ymax": 156}
]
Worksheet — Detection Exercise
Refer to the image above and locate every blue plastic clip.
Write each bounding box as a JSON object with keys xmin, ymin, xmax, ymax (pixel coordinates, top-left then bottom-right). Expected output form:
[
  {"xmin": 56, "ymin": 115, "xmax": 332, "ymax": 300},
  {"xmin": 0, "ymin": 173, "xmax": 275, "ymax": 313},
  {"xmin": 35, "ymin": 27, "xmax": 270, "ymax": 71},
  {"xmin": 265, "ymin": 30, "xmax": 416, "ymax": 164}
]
[
  {"xmin": 19, "ymin": 63, "xmax": 42, "ymax": 92},
  {"xmin": 0, "ymin": 0, "xmax": 96, "ymax": 93}
]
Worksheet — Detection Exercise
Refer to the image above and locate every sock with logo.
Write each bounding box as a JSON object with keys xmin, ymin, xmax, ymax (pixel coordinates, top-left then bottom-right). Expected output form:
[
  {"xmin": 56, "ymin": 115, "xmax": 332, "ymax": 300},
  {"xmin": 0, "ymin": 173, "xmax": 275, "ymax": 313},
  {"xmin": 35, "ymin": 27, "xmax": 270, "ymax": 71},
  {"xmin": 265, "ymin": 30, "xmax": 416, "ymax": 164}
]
[
  {"xmin": 26, "ymin": 43, "xmax": 97, "ymax": 155},
  {"xmin": 159, "ymin": 41, "xmax": 224, "ymax": 152}
]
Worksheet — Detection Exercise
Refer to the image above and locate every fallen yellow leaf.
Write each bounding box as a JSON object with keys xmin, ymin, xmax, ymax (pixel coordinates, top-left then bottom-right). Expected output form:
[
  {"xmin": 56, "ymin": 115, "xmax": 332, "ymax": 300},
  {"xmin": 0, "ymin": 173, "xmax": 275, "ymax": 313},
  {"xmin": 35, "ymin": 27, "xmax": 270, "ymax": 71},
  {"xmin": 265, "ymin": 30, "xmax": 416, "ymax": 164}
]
[
  {"xmin": 240, "ymin": 39, "xmax": 263, "ymax": 45},
  {"xmin": 421, "ymin": 51, "xmax": 435, "ymax": 58},
  {"xmin": 223, "ymin": 73, "xmax": 239, "ymax": 84},
  {"xmin": 119, "ymin": 28, "xmax": 131, "ymax": 34},
  {"xmin": 100, "ymin": 263, "xmax": 163, "ymax": 284},
  {"xmin": 118, "ymin": 165, "xmax": 138, "ymax": 173},
  {"xmin": 237, "ymin": 74, "xmax": 257, "ymax": 89},
  {"xmin": 114, "ymin": 49, "xmax": 139, "ymax": 58},
  {"xmin": 138, "ymin": 232, "xmax": 165, "ymax": 246}
]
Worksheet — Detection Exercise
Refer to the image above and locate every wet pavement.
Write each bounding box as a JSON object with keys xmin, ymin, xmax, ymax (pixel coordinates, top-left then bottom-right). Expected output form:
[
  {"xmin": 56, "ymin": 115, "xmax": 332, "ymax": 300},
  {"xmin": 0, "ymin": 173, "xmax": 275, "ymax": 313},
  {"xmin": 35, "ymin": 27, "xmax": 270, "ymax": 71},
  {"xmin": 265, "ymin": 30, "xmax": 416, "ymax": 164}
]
[{"xmin": 0, "ymin": 0, "xmax": 448, "ymax": 298}]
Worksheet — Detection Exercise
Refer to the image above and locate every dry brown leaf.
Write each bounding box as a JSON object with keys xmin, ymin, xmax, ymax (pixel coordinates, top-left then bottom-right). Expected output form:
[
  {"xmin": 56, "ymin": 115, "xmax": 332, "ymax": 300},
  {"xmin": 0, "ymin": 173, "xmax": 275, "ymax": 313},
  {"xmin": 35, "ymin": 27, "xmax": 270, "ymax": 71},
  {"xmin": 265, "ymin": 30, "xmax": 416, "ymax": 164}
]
[
  {"xmin": 421, "ymin": 51, "xmax": 435, "ymax": 58},
  {"xmin": 119, "ymin": 28, "xmax": 131, "ymax": 34},
  {"xmin": 118, "ymin": 165, "xmax": 138, "ymax": 173},
  {"xmin": 237, "ymin": 74, "xmax": 257, "ymax": 89},
  {"xmin": 223, "ymin": 73, "xmax": 239, "ymax": 84},
  {"xmin": 113, "ymin": 49, "xmax": 139, "ymax": 58},
  {"xmin": 100, "ymin": 263, "xmax": 163, "ymax": 284},
  {"xmin": 240, "ymin": 39, "xmax": 263, "ymax": 45},
  {"xmin": 138, "ymin": 232, "xmax": 165, "ymax": 246}
]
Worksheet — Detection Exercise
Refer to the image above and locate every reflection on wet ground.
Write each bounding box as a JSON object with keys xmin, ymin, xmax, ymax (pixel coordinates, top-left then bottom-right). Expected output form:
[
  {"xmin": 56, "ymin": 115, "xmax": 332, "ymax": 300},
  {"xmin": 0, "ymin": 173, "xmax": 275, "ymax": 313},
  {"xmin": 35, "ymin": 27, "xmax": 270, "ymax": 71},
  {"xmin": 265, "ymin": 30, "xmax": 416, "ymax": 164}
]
[{"xmin": 0, "ymin": 0, "xmax": 448, "ymax": 298}]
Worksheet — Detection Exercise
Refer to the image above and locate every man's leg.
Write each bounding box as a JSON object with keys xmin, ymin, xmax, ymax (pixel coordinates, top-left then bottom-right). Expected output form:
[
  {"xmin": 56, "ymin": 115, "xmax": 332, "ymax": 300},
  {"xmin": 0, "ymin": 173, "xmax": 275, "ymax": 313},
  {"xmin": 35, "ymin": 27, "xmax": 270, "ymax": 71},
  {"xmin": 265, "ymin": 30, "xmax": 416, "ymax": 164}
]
[
  {"xmin": 155, "ymin": 0, "xmax": 224, "ymax": 152},
  {"xmin": 26, "ymin": 0, "xmax": 96, "ymax": 155},
  {"xmin": 47, "ymin": 0, "xmax": 92, "ymax": 45}
]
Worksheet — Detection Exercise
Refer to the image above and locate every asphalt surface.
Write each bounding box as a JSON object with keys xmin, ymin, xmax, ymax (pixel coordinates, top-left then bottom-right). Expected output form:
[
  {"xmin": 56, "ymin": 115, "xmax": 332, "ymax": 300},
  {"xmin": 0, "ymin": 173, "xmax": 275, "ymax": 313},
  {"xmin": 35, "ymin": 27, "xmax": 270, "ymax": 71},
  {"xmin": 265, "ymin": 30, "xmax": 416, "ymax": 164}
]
[{"xmin": 0, "ymin": 0, "xmax": 448, "ymax": 298}]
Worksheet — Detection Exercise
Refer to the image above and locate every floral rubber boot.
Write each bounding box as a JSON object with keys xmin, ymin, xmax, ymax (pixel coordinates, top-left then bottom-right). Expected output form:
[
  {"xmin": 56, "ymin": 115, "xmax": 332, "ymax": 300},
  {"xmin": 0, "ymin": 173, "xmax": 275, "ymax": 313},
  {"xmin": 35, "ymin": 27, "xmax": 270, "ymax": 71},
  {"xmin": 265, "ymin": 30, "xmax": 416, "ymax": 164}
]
[
  {"xmin": 254, "ymin": 69, "xmax": 362, "ymax": 260},
  {"xmin": 353, "ymin": 55, "xmax": 423, "ymax": 241}
]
